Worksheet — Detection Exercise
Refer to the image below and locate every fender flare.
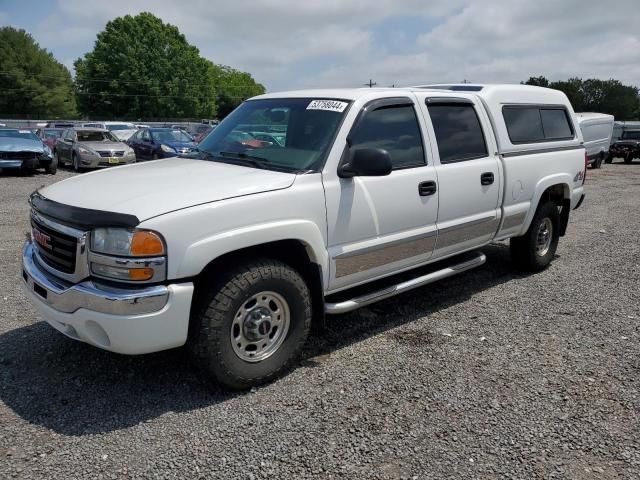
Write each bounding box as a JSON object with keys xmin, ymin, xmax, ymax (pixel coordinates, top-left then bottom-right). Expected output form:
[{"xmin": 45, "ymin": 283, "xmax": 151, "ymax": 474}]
[{"xmin": 519, "ymin": 174, "xmax": 571, "ymax": 235}]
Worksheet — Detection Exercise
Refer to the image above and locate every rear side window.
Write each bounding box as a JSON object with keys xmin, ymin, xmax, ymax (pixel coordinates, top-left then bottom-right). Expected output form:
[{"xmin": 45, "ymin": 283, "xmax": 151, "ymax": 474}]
[
  {"xmin": 349, "ymin": 104, "xmax": 425, "ymax": 169},
  {"xmin": 427, "ymin": 103, "xmax": 488, "ymax": 163},
  {"xmin": 503, "ymin": 106, "xmax": 574, "ymax": 143}
]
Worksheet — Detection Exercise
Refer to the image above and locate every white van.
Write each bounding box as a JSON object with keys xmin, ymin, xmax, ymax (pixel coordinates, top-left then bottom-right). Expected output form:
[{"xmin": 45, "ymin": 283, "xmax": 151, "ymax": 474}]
[{"xmin": 576, "ymin": 113, "xmax": 614, "ymax": 169}]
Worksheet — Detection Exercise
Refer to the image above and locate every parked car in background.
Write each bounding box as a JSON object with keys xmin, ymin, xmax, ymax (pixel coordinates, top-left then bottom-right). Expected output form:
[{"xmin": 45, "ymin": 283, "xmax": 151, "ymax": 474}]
[
  {"xmin": 193, "ymin": 125, "xmax": 213, "ymax": 143},
  {"xmin": 608, "ymin": 129, "xmax": 640, "ymax": 164},
  {"xmin": 55, "ymin": 127, "xmax": 136, "ymax": 171},
  {"xmin": 127, "ymin": 127, "xmax": 197, "ymax": 160},
  {"xmin": 251, "ymin": 131, "xmax": 286, "ymax": 147},
  {"xmin": 0, "ymin": 128, "xmax": 56, "ymax": 174},
  {"xmin": 576, "ymin": 113, "xmax": 614, "ymax": 169},
  {"xmin": 81, "ymin": 121, "xmax": 138, "ymax": 141},
  {"xmin": 45, "ymin": 121, "xmax": 75, "ymax": 128},
  {"xmin": 36, "ymin": 128, "xmax": 65, "ymax": 152}
]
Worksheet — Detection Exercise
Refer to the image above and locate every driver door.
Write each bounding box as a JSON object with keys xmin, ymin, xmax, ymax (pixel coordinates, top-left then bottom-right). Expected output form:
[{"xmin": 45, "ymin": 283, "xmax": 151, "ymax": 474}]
[{"xmin": 323, "ymin": 96, "xmax": 439, "ymax": 291}]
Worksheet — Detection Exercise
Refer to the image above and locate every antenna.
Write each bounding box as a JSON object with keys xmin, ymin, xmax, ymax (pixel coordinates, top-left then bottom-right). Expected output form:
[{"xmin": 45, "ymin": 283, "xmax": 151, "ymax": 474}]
[{"xmin": 363, "ymin": 79, "xmax": 377, "ymax": 88}]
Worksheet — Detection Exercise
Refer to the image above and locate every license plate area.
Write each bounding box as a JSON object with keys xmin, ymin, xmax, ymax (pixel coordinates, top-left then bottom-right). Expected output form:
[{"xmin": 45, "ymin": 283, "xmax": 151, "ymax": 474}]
[{"xmin": 108, "ymin": 157, "xmax": 120, "ymax": 164}]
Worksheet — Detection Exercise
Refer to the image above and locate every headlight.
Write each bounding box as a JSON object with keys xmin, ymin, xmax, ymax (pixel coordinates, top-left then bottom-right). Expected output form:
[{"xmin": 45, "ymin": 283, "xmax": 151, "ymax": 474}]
[
  {"xmin": 43, "ymin": 145, "xmax": 52, "ymax": 157},
  {"xmin": 125, "ymin": 147, "xmax": 135, "ymax": 156},
  {"xmin": 90, "ymin": 228, "xmax": 166, "ymax": 283},
  {"xmin": 78, "ymin": 146, "xmax": 97, "ymax": 156},
  {"xmin": 91, "ymin": 228, "xmax": 165, "ymax": 256},
  {"xmin": 160, "ymin": 144, "xmax": 176, "ymax": 153}
]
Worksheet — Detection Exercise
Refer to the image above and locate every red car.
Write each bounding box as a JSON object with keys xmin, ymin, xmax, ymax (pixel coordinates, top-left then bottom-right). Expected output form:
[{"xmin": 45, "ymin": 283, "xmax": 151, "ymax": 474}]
[{"xmin": 36, "ymin": 128, "xmax": 65, "ymax": 152}]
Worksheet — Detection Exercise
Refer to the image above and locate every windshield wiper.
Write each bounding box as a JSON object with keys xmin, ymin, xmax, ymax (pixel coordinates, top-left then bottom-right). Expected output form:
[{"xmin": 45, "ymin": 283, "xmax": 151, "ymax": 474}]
[{"xmin": 217, "ymin": 151, "xmax": 271, "ymax": 169}]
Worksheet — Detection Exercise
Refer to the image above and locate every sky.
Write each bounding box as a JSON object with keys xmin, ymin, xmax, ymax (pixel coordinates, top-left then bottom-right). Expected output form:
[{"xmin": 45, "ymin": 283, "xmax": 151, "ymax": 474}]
[{"xmin": 1, "ymin": 0, "xmax": 639, "ymax": 92}]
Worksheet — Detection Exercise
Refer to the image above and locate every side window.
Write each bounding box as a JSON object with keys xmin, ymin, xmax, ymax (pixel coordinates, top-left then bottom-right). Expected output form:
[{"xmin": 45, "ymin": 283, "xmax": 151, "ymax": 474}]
[
  {"xmin": 142, "ymin": 130, "xmax": 151, "ymax": 142},
  {"xmin": 427, "ymin": 103, "xmax": 488, "ymax": 163},
  {"xmin": 540, "ymin": 109, "xmax": 572, "ymax": 139},
  {"xmin": 503, "ymin": 106, "xmax": 574, "ymax": 143},
  {"xmin": 65, "ymin": 130, "xmax": 74, "ymax": 141},
  {"xmin": 502, "ymin": 107, "xmax": 544, "ymax": 143},
  {"xmin": 349, "ymin": 104, "xmax": 425, "ymax": 169}
]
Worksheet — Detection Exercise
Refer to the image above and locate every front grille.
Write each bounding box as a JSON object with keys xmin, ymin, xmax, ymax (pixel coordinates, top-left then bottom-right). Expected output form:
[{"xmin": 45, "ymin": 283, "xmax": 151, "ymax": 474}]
[
  {"xmin": 31, "ymin": 217, "xmax": 77, "ymax": 274},
  {"xmin": 0, "ymin": 151, "xmax": 38, "ymax": 160},
  {"xmin": 96, "ymin": 150, "xmax": 125, "ymax": 157}
]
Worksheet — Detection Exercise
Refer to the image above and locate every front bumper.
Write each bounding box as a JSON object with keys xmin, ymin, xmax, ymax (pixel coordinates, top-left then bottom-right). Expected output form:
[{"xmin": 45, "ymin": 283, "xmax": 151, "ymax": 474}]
[
  {"xmin": 21, "ymin": 241, "xmax": 194, "ymax": 354},
  {"xmin": 0, "ymin": 157, "xmax": 51, "ymax": 169},
  {"xmin": 79, "ymin": 153, "xmax": 136, "ymax": 168}
]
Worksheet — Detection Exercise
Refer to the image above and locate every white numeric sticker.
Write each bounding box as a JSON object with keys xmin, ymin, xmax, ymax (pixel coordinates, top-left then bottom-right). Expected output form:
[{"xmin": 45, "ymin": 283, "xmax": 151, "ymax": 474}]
[{"xmin": 306, "ymin": 100, "xmax": 348, "ymax": 113}]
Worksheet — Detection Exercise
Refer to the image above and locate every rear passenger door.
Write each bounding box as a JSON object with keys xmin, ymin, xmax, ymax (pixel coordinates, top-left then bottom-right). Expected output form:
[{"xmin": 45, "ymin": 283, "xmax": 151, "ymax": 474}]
[{"xmin": 417, "ymin": 95, "xmax": 502, "ymax": 258}]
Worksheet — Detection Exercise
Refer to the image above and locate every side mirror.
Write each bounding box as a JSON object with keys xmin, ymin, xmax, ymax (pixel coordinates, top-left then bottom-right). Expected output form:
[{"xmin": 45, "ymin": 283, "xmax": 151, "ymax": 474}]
[{"xmin": 338, "ymin": 148, "xmax": 393, "ymax": 178}]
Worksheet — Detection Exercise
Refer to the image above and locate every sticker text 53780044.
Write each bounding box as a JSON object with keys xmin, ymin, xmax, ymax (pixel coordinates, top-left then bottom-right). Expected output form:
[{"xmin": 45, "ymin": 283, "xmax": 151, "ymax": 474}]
[{"xmin": 306, "ymin": 100, "xmax": 349, "ymax": 113}]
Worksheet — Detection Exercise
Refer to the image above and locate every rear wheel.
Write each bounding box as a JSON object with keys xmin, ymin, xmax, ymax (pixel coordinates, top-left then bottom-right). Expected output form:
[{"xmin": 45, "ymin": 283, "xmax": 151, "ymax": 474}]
[
  {"xmin": 510, "ymin": 201, "xmax": 560, "ymax": 272},
  {"xmin": 593, "ymin": 153, "xmax": 603, "ymax": 169},
  {"xmin": 189, "ymin": 259, "xmax": 312, "ymax": 389}
]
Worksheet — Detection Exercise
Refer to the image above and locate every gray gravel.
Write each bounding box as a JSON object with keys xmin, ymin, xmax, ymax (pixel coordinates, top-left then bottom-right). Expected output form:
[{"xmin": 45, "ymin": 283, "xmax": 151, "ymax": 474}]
[{"xmin": 1, "ymin": 161, "xmax": 639, "ymax": 479}]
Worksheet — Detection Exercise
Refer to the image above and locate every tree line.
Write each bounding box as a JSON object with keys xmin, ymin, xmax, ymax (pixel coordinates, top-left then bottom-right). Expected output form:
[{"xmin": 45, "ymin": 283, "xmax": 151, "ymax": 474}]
[
  {"xmin": 0, "ymin": 13, "xmax": 265, "ymax": 120},
  {"xmin": 522, "ymin": 76, "xmax": 639, "ymax": 120}
]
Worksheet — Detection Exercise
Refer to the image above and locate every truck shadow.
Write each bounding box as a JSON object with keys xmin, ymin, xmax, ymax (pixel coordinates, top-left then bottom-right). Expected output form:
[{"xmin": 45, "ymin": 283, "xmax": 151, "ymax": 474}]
[{"xmin": 0, "ymin": 243, "xmax": 524, "ymax": 436}]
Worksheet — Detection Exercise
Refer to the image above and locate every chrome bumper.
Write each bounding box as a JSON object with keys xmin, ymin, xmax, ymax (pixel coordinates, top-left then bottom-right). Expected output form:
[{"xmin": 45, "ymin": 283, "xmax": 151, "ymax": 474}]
[{"xmin": 22, "ymin": 241, "xmax": 168, "ymax": 315}]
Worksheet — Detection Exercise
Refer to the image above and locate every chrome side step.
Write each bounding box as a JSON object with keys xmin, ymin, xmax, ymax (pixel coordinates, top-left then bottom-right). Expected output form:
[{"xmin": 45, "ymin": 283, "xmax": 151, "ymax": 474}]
[{"xmin": 324, "ymin": 251, "xmax": 486, "ymax": 314}]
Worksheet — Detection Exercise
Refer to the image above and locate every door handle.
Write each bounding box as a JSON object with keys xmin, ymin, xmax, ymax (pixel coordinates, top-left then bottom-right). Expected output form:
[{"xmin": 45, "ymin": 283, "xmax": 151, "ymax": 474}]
[
  {"xmin": 481, "ymin": 172, "xmax": 495, "ymax": 185},
  {"xmin": 418, "ymin": 181, "xmax": 437, "ymax": 196}
]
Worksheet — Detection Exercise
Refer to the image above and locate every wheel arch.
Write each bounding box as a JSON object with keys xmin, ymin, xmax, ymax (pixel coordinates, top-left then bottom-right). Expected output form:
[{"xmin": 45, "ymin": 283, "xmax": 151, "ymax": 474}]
[{"xmin": 522, "ymin": 176, "xmax": 572, "ymax": 236}]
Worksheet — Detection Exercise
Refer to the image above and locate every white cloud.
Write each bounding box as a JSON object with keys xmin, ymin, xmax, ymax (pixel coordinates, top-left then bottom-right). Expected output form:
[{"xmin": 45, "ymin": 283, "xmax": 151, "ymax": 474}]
[{"xmin": 15, "ymin": 0, "xmax": 640, "ymax": 90}]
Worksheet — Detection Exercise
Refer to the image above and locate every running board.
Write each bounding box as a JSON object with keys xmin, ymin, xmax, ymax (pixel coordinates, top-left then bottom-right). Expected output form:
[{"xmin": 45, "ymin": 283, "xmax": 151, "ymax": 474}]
[{"xmin": 324, "ymin": 251, "xmax": 486, "ymax": 314}]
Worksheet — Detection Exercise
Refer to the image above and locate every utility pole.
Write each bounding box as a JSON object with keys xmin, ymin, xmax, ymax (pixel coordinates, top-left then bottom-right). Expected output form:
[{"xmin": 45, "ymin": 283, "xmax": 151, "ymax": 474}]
[{"xmin": 363, "ymin": 79, "xmax": 377, "ymax": 88}]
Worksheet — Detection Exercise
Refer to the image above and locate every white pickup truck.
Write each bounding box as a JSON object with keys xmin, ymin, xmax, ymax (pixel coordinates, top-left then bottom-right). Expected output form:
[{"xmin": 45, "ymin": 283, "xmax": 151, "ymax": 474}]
[{"xmin": 22, "ymin": 84, "xmax": 586, "ymax": 389}]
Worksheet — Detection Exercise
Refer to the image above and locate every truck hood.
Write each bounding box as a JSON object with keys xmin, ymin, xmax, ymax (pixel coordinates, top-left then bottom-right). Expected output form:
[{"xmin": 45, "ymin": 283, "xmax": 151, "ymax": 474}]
[{"xmin": 39, "ymin": 157, "xmax": 296, "ymax": 221}]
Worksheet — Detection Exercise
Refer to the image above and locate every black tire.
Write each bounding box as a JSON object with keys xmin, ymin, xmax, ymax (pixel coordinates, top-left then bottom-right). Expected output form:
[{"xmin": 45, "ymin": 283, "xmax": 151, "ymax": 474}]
[
  {"xmin": 151, "ymin": 153, "xmax": 158, "ymax": 160},
  {"xmin": 45, "ymin": 156, "xmax": 58, "ymax": 175},
  {"xmin": 624, "ymin": 153, "xmax": 633, "ymax": 164},
  {"xmin": 510, "ymin": 201, "xmax": 560, "ymax": 272},
  {"xmin": 189, "ymin": 259, "xmax": 312, "ymax": 389},
  {"xmin": 72, "ymin": 153, "xmax": 81, "ymax": 172},
  {"xmin": 605, "ymin": 154, "xmax": 612, "ymax": 164},
  {"xmin": 593, "ymin": 153, "xmax": 603, "ymax": 169}
]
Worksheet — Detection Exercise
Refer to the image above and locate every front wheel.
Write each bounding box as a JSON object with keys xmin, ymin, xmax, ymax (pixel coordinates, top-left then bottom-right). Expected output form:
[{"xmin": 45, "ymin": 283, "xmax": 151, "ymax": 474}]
[
  {"xmin": 45, "ymin": 156, "xmax": 57, "ymax": 175},
  {"xmin": 510, "ymin": 201, "xmax": 560, "ymax": 272},
  {"xmin": 189, "ymin": 259, "xmax": 312, "ymax": 389},
  {"xmin": 624, "ymin": 153, "xmax": 633, "ymax": 164},
  {"xmin": 605, "ymin": 154, "xmax": 612, "ymax": 164},
  {"xmin": 72, "ymin": 154, "xmax": 81, "ymax": 172}
]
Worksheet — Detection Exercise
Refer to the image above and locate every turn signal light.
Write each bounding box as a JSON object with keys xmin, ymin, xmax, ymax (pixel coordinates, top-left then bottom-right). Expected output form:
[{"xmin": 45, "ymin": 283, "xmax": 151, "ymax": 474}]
[
  {"xmin": 128, "ymin": 268, "xmax": 155, "ymax": 281},
  {"xmin": 130, "ymin": 231, "xmax": 165, "ymax": 256}
]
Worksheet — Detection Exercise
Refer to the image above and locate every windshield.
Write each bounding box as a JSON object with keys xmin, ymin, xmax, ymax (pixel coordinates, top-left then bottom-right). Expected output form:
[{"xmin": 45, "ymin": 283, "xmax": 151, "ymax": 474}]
[
  {"xmin": 151, "ymin": 129, "xmax": 193, "ymax": 143},
  {"xmin": 43, "ymin": 129, "xmax": 63, "ymax": 139},
  {"xmin": 621, "ymin": 131, "xmax": 640, "ymax": 140},
  {"xmin": 197, "ymin": 98, "xmax": 350, "ymax": 172},
  {"xmin": 0, "ymin": 129, "xmax": 40, "ymax": 141},
  {"xmin": 107, "ymin": 124, "xmax": 134, "ymax": 131},
  {"xmin": 77, "ymin": 130, "xmax": 120, "ymax": 142}
]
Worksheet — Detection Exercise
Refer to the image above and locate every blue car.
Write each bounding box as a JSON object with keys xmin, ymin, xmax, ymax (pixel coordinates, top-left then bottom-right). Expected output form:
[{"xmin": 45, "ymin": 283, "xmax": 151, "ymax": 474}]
[
  {"xmin": 0, "ymin": 128, "xmax": 56, "ymax": 174},
  {"xmin": 127, "ymin": 128, "xmax": 197, "ymax": 160}
]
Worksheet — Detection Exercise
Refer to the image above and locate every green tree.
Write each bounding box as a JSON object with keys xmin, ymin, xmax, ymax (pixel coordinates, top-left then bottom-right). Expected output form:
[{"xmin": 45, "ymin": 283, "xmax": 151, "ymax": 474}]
[
  {"xmin": 522, "ymin": 76, "xmax": 550, "ymax": 88},
  {"xmin": 0, "ymin": 27, "xmax": 76, "ymax": 117},
  {"xmin": 549, "ymin": 77, "xmax": 585, "ymax": 112},
  {"xmin": 74, "ymin": 13, "xmax": 218, "ymax": 119},
  {"xmin": 210, "ymin": 64, "xmax": 266, "ymax": 118}
]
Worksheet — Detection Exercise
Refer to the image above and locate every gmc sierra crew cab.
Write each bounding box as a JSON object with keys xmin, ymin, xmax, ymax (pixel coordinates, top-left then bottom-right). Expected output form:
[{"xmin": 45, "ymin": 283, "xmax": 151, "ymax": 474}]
[{"xmin": 22, "ymin": 84, "xmax": 586, "ymax": 389}]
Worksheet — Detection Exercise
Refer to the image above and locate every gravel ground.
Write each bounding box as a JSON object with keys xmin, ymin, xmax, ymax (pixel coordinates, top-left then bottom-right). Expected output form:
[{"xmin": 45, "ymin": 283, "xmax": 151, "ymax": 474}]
[{"xmin": 0, "ymin": 161, "xmax": 639, "ymax": 479}]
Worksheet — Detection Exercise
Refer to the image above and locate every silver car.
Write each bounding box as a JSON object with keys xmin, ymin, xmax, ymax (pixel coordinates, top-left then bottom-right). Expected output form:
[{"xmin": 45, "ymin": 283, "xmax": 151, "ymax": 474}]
[{"xmin": 55, "ymin": 128, "xmax": 136, "ymax": 171}]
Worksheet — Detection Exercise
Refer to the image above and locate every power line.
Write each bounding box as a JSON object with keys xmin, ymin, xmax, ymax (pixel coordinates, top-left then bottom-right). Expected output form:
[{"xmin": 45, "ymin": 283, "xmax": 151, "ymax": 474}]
[{"xmin": 363, "ymin": 79, "xmax": 377, "ymax": 88}]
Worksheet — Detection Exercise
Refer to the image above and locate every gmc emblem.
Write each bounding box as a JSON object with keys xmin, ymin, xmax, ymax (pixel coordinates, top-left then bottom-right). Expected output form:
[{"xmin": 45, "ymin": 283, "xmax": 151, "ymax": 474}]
[{"xmin": 32, "ymin": 228, "xmax": 52, "ymax": 250}]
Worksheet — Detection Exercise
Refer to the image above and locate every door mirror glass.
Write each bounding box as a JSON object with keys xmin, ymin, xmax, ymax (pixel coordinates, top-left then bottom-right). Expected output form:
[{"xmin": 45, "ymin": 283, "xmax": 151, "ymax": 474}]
[{"xmin": 339, "ymin": 148, "xmax": 392, "ymax": 178}]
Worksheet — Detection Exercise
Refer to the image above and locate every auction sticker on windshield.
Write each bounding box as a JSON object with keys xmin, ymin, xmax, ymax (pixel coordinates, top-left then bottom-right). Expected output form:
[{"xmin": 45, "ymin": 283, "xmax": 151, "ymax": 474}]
[{"xmin": 306, "ymin": 100, "xmax": 348, "ymax": 113}]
